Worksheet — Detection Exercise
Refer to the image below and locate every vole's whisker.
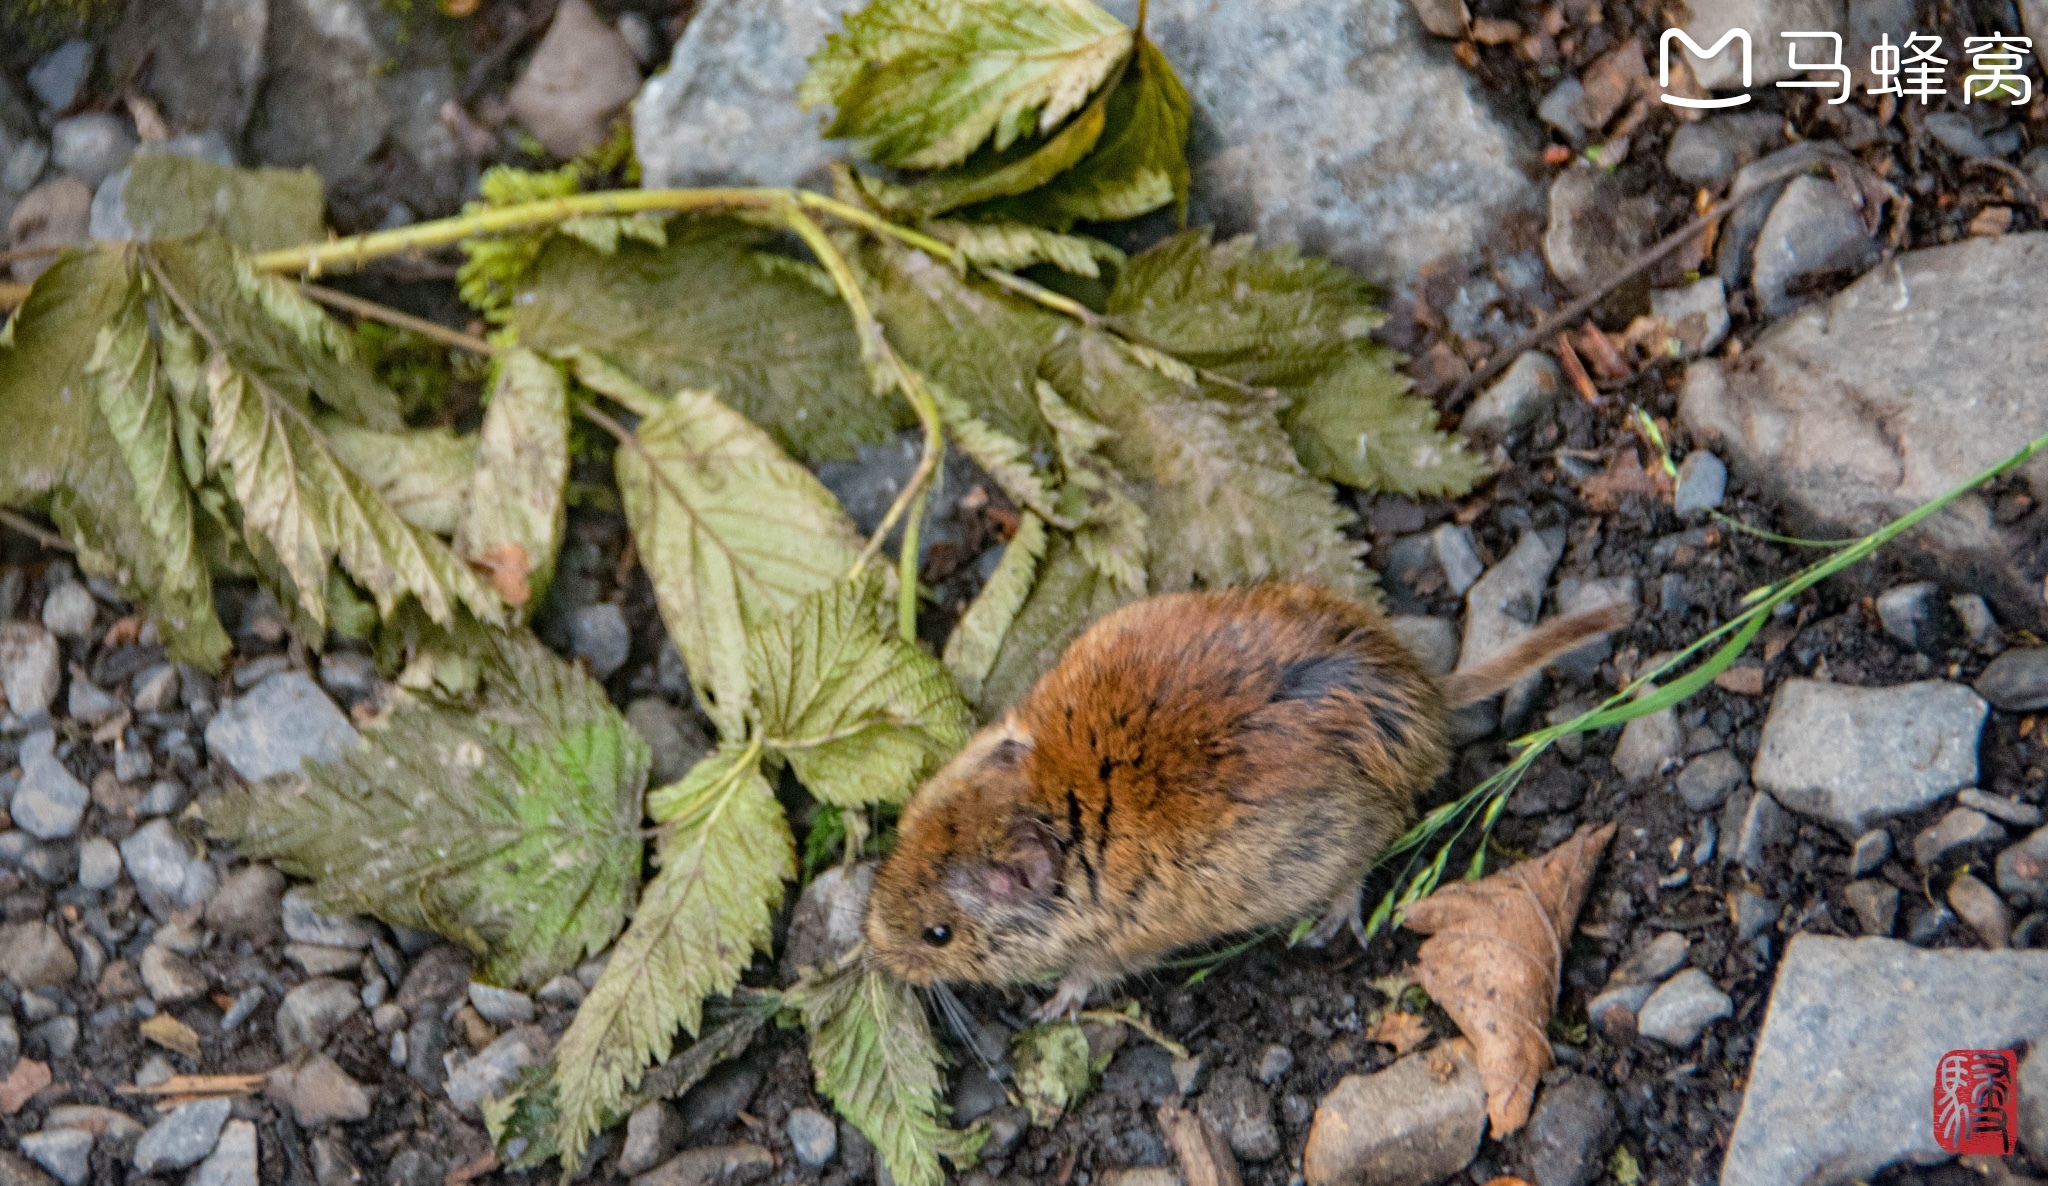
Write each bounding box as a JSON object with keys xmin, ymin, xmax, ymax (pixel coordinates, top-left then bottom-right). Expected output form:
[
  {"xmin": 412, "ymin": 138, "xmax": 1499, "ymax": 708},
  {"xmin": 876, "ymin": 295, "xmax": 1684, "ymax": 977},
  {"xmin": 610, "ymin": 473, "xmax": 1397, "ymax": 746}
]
[{"xmin": 925, "ymin": 982, "xmax": 1003, "ymax": 1079}]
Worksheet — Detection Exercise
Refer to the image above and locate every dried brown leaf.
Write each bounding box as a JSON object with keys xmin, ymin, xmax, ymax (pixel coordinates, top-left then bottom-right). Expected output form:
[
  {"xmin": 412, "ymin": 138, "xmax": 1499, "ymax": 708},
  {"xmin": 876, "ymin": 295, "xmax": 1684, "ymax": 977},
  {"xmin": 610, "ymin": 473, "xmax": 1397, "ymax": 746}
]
[
  {"xmin": 141, "ymin": 1014, "xmax": 204, "ymax": 1059},
  {"xmin": 1576, "ymin": 448, "xmax": 1670, "ymax": 513},
  {"xmin": 1365, "ymin": 1009, "xmax": 1431, "ymax": 1057},
  {"xmin": 1156, "ymin": 1101, "xmax": 1243, "ymax": 1186},
  {"xmin": 1401, "ymin": 821, "xmax": 1617, "ymax": 1136}
]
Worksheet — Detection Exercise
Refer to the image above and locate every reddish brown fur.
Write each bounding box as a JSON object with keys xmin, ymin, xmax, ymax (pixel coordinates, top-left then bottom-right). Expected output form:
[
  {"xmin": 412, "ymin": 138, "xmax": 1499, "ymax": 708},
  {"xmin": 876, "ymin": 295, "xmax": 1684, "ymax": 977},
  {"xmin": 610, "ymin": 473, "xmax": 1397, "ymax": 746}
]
[{"xmin": 863, "ymin": 583, "xmax": 1628, "ymax": 1002}]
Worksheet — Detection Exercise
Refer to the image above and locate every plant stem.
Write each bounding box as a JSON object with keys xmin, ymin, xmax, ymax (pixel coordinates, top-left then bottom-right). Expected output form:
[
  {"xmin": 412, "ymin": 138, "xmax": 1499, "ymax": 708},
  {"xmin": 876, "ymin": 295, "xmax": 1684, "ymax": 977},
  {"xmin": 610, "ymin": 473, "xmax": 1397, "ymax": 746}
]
[
  {"xmin": 298, "ymin": 283, "xmax": 497, "ymax": 355},
  {"xmin": 0, "ymin": 508, "xmax": 74, "ymax": 553}
]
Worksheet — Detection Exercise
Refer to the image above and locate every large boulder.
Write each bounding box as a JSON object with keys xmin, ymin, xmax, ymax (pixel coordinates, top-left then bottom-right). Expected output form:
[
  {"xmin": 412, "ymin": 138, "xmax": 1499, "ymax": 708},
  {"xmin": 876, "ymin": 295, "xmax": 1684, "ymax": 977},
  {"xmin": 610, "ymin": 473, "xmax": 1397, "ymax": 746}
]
[
  {"xmin": 1681, "ymin": 235, "xmax": 2048, "ymax": 628},
  {"xmin": 634, "ymin": 0, "xmax": 1540, "ymax": 289}
]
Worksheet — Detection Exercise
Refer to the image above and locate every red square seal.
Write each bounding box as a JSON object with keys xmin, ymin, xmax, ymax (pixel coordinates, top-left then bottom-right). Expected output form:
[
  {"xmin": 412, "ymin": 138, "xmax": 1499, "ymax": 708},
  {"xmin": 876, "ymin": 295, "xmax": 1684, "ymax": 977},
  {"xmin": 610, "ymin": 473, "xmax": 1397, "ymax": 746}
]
[{"xmin": 1933, "ymin": 1048, "xmax": 2018, "ymax": 1156}]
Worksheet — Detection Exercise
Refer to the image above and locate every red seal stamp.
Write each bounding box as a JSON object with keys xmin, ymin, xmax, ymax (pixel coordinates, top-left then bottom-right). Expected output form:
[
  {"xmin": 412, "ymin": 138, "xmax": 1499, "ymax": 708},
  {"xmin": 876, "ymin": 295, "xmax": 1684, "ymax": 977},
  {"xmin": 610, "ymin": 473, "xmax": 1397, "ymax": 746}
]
[{"xmin": 1932, "ymin": 1048, "xmax": 2017, "ymax": 1156}]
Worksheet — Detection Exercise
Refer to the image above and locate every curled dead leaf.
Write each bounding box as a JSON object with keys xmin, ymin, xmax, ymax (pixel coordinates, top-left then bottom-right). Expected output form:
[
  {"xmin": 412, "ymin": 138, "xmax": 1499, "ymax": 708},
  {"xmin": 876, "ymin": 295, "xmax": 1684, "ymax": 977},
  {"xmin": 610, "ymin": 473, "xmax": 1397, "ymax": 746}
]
[
  {"xmin": 1365, "ymin": 1008, "xmax": 1431, "ymax": 1057},
  {"xmin": 472, "ymin": 542, "xmax": 533, "ymax": 607},
  {"xmin": 1401, "ymin": 821, "xmax": 1617, "ymax": 1137},
  {"xmin": 140, "ymin": 1013, "xmax": 204, "ymax": 1059},
  {"xmin": 1577, "ymin": 448, "xmax": 1671, "ymax": 513}
]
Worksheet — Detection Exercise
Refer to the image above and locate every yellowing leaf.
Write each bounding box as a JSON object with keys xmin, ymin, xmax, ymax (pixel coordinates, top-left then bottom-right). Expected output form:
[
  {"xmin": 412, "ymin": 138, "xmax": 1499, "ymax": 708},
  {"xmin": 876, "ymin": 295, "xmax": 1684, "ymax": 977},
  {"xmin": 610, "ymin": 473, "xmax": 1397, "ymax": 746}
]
[
  {"xmin": 975, "ymin": 533, "xmax": 1130, "ymax": 713},
  {"xmin": 322, "ymin": 421, "xmax": 478, "ymax": 536},
  {"xmin": 748, "ymin": 578, "xmax": 973, "ymax": 807},
  {"xmin": 924, "ymin": 219, "xmax": 1125, "ymax": 278},
  {"xmin": 785, "ymin": 958, "xmax": 981, "ymax": 1186},
  {"xmin": 802, "ymin": 0, "xmax": 1132, "ymax": 170},
  {"xmin": 513, "ymin": 219, "xmax": 902, "ymax": 463},
  {"xmin": 1011, "ymin": 1020, "xmax": 1094, "ymax": 1126},
  {"xmin": 456, "ymin": 348, "xmax": 569, "ymax": 613},
  {"xmin": 980, "ymin": 36, "xmax": 1190, "ymax": 228},
  {"xmin": 118, "ymin": 154, "xmax": 326, "ymax": 253},
  {"xmin": 456, "ymin": 165, "xmax": 667, "ymax": 321},
  {"xmin": 210, "ymin": 631, "xmax": 649, "ymax": 987},
  {"xmin": 943, "ymin": 511, "xmax": 1047, "ymax": 706},
  {"xmin": 614, "ymin": 385, "xmax": 868, "ymax": 740},
  {"xmin": 0, "ymin": 250, "xmax": 141, "ymax": 512},
  {"xmin": 552, "ymin": 745, "xmax": 794, "ymax": 1166}
]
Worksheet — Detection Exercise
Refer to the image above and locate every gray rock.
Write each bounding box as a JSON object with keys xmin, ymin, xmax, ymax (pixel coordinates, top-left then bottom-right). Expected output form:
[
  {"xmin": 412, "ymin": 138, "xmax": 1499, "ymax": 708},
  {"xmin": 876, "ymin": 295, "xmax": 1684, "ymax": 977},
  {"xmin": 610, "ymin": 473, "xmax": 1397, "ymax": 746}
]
[
  {"xmin": 617, "ymin": 12, "xmax": 659, "ymax": 65},
  {"xmin": 1302, "ymin": 1044, "xmax": 1485, "ymax": 1186},
  {"xmin": 1875, "ymin": 581, "xmax": 1939, "ymax": 652},
  {"xmin": 1543, "ymin": 166, "xmax": 1656, "ymax": 295},
  {"xmin": 638, "ymin": 0, "xmax": 1539, "ymax": 290},
  {"xmin": 1456, "ymin": 531, "xmax": 1561, "ymax": 723},
  {"xmin": 112, "ymin": 743, "xmax": 150, "ymax": 783},
  {"xmin": 1850, "ymin": 829, "xmax": 1891, "ymax": 877},
  {"xmin": 1171, "ymin": 1053, "xmax": 1208, "ymax": 1096},
  {"xmin": 620, "ymin": 1101, "xmax": 684, "ymax": 1176},
  {"xmin": 1913, "ymin": 807, "xmax": 2007, "ymax": 867},
  {"xmin": 222, "ymin": 987, "xmax": 266, "ymax": 1032},
  {"xmin": 187, "ymin": 1119, "xmax": 258, "ymax": 1186},
  {"xmin": 0, "ymin": 623, "xmax": 61, "ymax": 717},
  {"xmin": 1197, "ymin": 1070, "xmax": 1279, "ymax": 1162},
  {"xmin": 1952, "ymin": 593, "xmax": 2001, "ymax": 649},
  {"xmin": 1547, "ymin": 577, "xmax": 1635, "ymax": 682},
  {"xmin": 444, "ymin": 1026, "xmax": 551, "ymax": 1117},
  {"xmin": 1535, "ymin": 78, "xmax": 1586, "ymax": 140},
  {"xmin": 1675, "ymin": 749, "xmax": 1745, "ymax": 812},
  {"xmin": 1672, "ymin": 450, "xmax": 1727, "ymax": 517},
  {"xmin": 1721, "ymin": 934, "xmax": 2048, "ymax": 1186},
  {"xmin": 468, "ymin": 982, "xmax": 536, "ymax": 1028},
  {"xmin": 1672, "ymin": 0, "xmax": 1843, "ymax": 89},
  {"xmin": 1977, "ymin": 647, "xmax": 2048, "ymax": 712},
  {"xmin": 276, "ymin": 977, "xmax": 362, "ymax": 1056},
  {"xmin": 32, "ymin": 1016, "xmax": 77, "ymax": 1060},
  {"xmin": 27, "ymin": 41, "xmax": 93, "ymax": 112},
  {"xmin": 634, "ymin": 1144, "xmax": 774, "ymax": 1186},
  {"xmin": 205, "ymin": 865, "xmax": 285, "ymax": 942},
  {"xmin": 15, "ymin": 1130, "xmax": 88, "ymax": 1186},
  {"xmin": 1586, "ymin": 980, "xmax": 1655, "ymax": 1036},
  {"xmin": 1922, "ymin": 111, "xmax": 1994, "ymax": 159},
  {"xmin": 1616, "ymin": 931, "xmax": 1690, "ymax": 984},
  {"xmin": 136, "ymin": 779, "xmax": 184, "ymax": 816},
  {"xmin": 1461, "ymin": 353, "xmax": 1562, "ymax": 442},
  {"xmin": 1386, "ymin": 616, "xmax": 1458, "ymax": 676},
  {"xmin": 569, "ymin": 604, "xmax": 631, "ymax": 680},
  {"xmin": 287, "ymin": 943, "xmax": 358, "ymax": 977},
  {"xmin": 404, "ymin": 1015, "xmax": 447, "ymax": 1089},
  {"xmin": 205, "ymin": 672, "xmax": 358, "ymax": 783},
  {"xmin": 626, "ymin": 697, "xmax": 712, "ymax": 787},
  {"xmin": 246, "ymin": 0, "xmax": 392, "ymax": 182},
  {"xmin": 1752, "ymin": 679, "xmax": 1987, "ymax": 834},
  {"xmin": 1650, "ymin": 279, "xmax": 1731, "ymax": 360},
  {"xmin": 1959, "ymin": 789, "xmax": 2042, "ymax": 828},
  {"xmin": 282, "ymin": 886, "xmax": 376, "ymax": 948},
  {"xmin": 49, "ymin": 115, "xmax": 134, "ymax": 191},
  {"xmin": 64, "ymin": 674, "xmax": 120, "ymax": 725},
  {"xmin": 0, "ymin": 922, "xmax": 76, "ymax": 989},
  {"xmin": 1255, "ymin": 1044, "xmax": 1295, "ymax": 1084},
  {"xmin": 7, "ymin": 178, "xmax": 91, "ymax": 283},
  {"xmin": 108, "ymin": 0, "xmax": 267, "ymax": 141},
  {"xmin": 317, "ymin": 652, "xmax": 378, "ymax": 705},
  {"xmin": 119, "ymin": 819, "xmax": 216, "ymax": 918},
  {"xmin": 1721, "ymin": 788, "xmax": 1794, "ymax": 874},
  {"xmin": 0, "ymin": 1015, "xmax": 16, "ymax": 1073},
  {"xmin": 1610, "ymin": 708, "xmax": 1681, "ymax": 782},
  {"xmin": 267, "ymin": 1054, "xmax": 373, "ymax": 1126},
  {"xmin": 140, "ymin": 943, "xmax": 208, "ymax": 1004},
  {"xmin": 1999, "ymin": 827, "xmax": 2048, "ymax": 904},
  {"xmin": 681, "ymin": 1059, "xmax": 764, "ymax": 1139},
  {"xmin": 508, "ymin": 0, "xmax": 643, "ymax": 159},
  {"xmin": 1732, "ymin": 890, "xmax": 1779, "ymax": 943},
  {"xmin": 1515, "ymin": 1074, "xmax": 1617, "ymax": 1186},
  {"xmin": 1844, "ymin": 879, "xmax": 1899, "ymax": 936},
  {"xmin": 786, "ymin": 1107, "xmax": 837, "ymax": 1168},
  {"xmin": 1430, "ymin": 524, "xmax": 1484, "ymax": 597},
  {"xmin": 0, "ymin": 1151, "xmax": 57, "ymax": 1186},
  {"xmin": 950, "ymin": 1065, "xmax": 1007, "ymax": 1124},
  {"xmin": 1948, "ymin": 872, "xmax": 2011, "ymax": 948},
  {"xmin": 780, "ymin": 861, "xmax": 874, "ymax": 979},
  {"xmin": 131, "ymin": 1098, "xmax": 230, "ymax": 1174},
  {"xmin": 1663, "ymin": 113, "xmax": 1782, "ymax": 186},
  {"xmin": 3, "ymin": 137, "xmax": 48, "ymax": 196},
  {"xmin": 1682, "ymin": 235, "xmax": 2048, "ymax": 629},
  {"xmin": 13, "ymin": 740, "xmax": 87, "ymax": 840},
  {"xmin": 1750, "ymin": 174, "xmax": 1882, "ymax": 319},
  {"xmin": 1635, "ymin": 969, "xmax": 1731, "ymax": 1047}
]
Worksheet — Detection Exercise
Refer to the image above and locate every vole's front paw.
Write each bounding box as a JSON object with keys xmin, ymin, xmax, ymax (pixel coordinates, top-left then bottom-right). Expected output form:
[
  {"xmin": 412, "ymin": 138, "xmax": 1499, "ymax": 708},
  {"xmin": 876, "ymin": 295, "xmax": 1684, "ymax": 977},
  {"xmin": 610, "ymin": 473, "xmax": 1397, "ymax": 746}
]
[{"xmin": 1032, "ymin": 976, "xmax": 1092, "ymax": 1022}]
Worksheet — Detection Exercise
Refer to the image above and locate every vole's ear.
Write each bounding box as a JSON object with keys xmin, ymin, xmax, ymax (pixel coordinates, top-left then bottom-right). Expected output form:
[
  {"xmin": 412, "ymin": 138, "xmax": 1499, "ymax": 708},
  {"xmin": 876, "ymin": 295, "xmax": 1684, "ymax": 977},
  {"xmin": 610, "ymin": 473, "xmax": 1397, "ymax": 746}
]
[{"xmin": 957, "ymin": 818, "xmax": 1060, "ymax": 907}]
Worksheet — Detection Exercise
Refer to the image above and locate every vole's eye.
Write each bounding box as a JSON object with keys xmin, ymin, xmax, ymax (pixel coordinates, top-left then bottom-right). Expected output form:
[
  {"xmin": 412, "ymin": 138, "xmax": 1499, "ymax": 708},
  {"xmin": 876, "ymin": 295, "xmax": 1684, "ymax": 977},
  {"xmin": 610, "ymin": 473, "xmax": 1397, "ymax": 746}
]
[{"xmin": 921, "ymin": 924, "xmax": 953, "ymax": 947}]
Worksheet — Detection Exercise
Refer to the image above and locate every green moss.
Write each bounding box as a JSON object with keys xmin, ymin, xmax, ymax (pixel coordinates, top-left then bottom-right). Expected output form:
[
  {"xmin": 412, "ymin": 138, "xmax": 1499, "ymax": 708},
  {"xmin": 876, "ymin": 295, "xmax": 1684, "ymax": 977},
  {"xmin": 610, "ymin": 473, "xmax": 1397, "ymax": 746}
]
[{"xmin": 354, "ymin": 321, "xmax": 453, "ymax": 423}]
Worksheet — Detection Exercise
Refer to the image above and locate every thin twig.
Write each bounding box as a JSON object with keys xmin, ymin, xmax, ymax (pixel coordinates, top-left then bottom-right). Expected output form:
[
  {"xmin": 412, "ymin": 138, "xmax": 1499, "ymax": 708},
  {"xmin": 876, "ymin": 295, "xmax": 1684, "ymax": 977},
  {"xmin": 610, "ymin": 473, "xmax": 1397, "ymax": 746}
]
[
  {"xmin": 0, "ymin": 509, "xmax": 75, "ymax": 552},
  {"xmin": 1965, "ymin": 156, "xmax": 2048, "ymax": 216},
  {"xmin": 0, "ymin": 243, "xmax": 70, "ymax": 266},
  {"xmin": 1448, "ymin": 159, "xmax": 1822, "ymax": 404},
  {"xmin": 297, "ymin": 283, "xmax": 498, "ymax": 355}
]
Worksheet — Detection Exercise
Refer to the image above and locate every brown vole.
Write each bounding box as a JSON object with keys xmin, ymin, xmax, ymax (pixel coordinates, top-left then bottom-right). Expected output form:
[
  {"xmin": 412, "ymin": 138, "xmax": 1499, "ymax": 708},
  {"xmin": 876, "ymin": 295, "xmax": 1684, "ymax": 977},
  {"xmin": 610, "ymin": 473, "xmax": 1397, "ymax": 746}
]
[{"xmin": 864, "ymin": 582, "xmax": 1632, "ymax": 1018}]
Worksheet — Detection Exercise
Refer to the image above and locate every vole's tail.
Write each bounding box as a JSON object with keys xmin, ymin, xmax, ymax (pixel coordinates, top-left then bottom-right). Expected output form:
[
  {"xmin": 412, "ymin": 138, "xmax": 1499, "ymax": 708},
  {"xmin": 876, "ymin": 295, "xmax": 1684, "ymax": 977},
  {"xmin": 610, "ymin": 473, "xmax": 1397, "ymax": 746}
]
[{"xmin": 1442, "ymin": 601, "xmax": 1635, "ymax": 708}]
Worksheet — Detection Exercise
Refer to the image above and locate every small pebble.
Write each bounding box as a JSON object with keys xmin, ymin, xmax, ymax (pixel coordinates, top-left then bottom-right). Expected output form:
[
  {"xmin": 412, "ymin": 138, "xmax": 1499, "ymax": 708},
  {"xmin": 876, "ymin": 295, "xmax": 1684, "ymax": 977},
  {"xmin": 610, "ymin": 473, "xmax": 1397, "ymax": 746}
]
[
  {"xmin": 1948, "ymin": 873, "xmax": 2012, "ymax": 948},
  {"xmin": 77, "ymin": 837, "xmax": 122, "ymax": 890},
  {"xmin": 1850, "ymin": 829, "xmax": 1891, "ymax": 877},
  {"xmin": 221, "ymin": 987, "xmax": 265, "ymax": 1031},
  {"xmin": 27, "ymin": 40, "xmax": 93, "ymax": 111},
  {"xmin": 39, "ymin": 582, "xmax": 97, "ymax": 639},
  {"xmin": 1673, "ymin": 451, "xmax": 1727, "ymax": 515},
  {"xmin": 19, "ymin": 1127, "xmax": 93, "ymax": 1186},
  {"xmin": 1255, "ymin": 1044, "xmax": 1295, "ymax": 1084},
  {"xmin": 1636, "ymin": 969, "xmax": 1732, "ymax": 1047},
  {"xmin": 1914, "ymin": 808, "xmax": 2007, "ymax": 867},
  {"xmin": 1958, "ymin": 789, "xmax": 2042, "ymax": 828},
  {"xmin": 787, "ymin": 1107, "xmax": 838, "ymax": 1168},
  {"xmin": 469, "ymin": 982, "xmax": 537, "ymax": 1027}
]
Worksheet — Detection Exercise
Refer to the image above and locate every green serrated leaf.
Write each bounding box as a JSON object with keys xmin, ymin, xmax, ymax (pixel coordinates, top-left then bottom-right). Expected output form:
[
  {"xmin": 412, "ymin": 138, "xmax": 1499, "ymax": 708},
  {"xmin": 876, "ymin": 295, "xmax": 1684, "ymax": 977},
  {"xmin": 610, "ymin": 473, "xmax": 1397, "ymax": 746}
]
[
  {"xmin": 1011, "ymin": 1021, "xmax": 1094, "ymax": 1127},
  {"xmin": 552, "ymin": 743, "xmax": 793, "ymax": 1166},
  {"xmin": 614, "ymin": 386, "xmax": 869, "ymax": 740},
  {"xmin": 514, "ymin": 219, "xmax": 903, "ymax": 463},
  {"xmin": 978, "ymin": 36, "xmax": 1189, "ymax": 228},
  {"xmin": 321, "ymin": 421, "xmax": 478, "ymax": 536},
  {"xmin": 943, "ymin": 511, "xmax": 1047, "ymax": 705},
  {"xmin": 748, "ymin": 578, "xmax": 972, "ymax": 808},
  {"xmin": 456, "ymin": 348, "xmax": 569, "ymax": 614},
  {"xmin": 1034, "ymin": 378, "xmax": 1147, "ymax": 593},
  {"xmin": 456, "ymin": 165, "xmax": 668, "ymax": 322},
  {"xmin": 210, "ymin": 631, "xmax": 647, "ymax": 987},
  {"xmin": 975, "ymin": 533, "xmax": 1130, "ymax": 713},
  {"xmin": 1045, "ymin": 328, "xmax": 1369, "ymax": 596},
  {"xmin": 802, "ymin": 0, "xmax": 1132, "ymax": 171},
  {"xmin": 118, "ymin": 153, "xmax": 326, "ymax": 253},
  {"xmin": 784, "ymin": 958, "xmax": 980, "ymax": 1186},
  {"xmin": 144, "ymin": 237, "xmax": 505, "ymax": 632},
  {"xmin": 84, "ymin": 272, "xmax": 229, "ymax": 665},
  {"xmin": 926, "ymin": 219, "xmax": 1125, "ymax": 278},
  {"xmin": 1285, "ymin": 352, "xmax": 1492, "ymax": 496},
  {"xmin": 0, "ymin": 250, "xmax": 140, "ymax": 511},
  {"xmin": 1105, "ymin": 229, "xmax": 1383, "ymax": 387}
]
